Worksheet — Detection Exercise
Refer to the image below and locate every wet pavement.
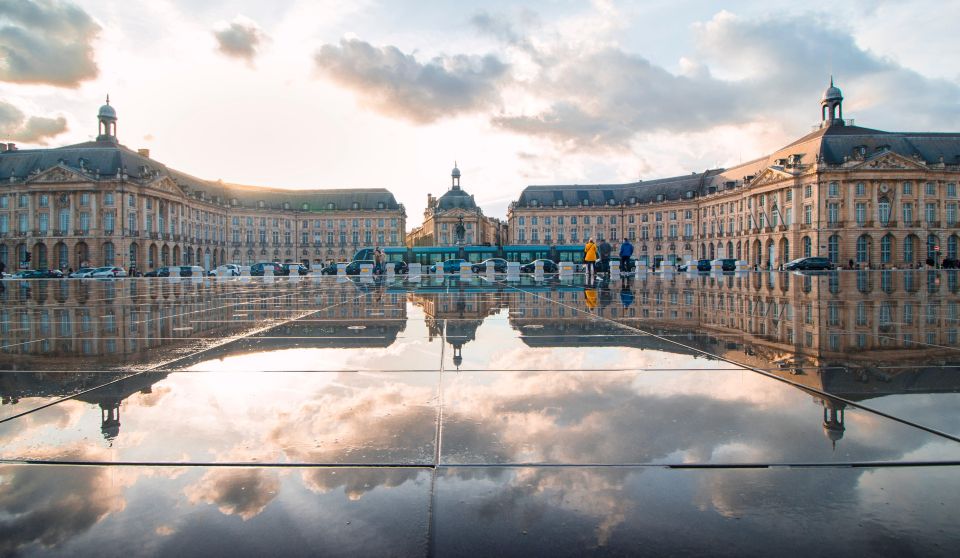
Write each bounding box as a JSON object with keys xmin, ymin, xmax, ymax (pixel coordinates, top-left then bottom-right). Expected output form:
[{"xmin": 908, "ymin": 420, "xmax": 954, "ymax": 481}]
[{"xmin": 1, "ymin": 270, "xmax": 959, "ymax": 556}]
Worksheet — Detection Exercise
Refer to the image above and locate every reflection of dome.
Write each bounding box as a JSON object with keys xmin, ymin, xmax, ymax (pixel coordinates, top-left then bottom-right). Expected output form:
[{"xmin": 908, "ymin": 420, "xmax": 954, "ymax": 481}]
[{"xmin": 436, "ymin": 188, "xmax": 477, "ymax": 210}]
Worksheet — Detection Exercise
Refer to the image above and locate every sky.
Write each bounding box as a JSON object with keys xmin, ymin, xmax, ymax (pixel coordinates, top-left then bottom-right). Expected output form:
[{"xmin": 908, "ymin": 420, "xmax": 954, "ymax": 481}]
[{"xmin": 1, "ymin": 0, "xmax": 959, "ymax": 229}]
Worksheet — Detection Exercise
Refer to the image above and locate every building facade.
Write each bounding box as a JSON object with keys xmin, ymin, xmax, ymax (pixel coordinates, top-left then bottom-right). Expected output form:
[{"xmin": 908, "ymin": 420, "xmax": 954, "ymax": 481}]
[
  {"xmin": 0, "ymin": 100, "xmax": 406, "ymax": 271},
  {"xmin": 406, "ymin": 165, "xmax": 505, "ymax": 247},
  {"xmin": 508, "ymin": 81, "xmax": 960, "ymax": 269}
]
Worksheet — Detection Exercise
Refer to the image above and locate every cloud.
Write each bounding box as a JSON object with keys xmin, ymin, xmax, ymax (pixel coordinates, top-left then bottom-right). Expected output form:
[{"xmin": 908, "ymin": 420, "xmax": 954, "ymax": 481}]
[
  {"xmin": 185, "ymin": 468, "xmax": 280, "ymax": 520},
  {"xmin": 0, "ymin": 100, "xmax": 67, "ymax": 144},
  {"xmin": 0, "ymin": 0, "xmax": 100, "ymax": 87},
  {"xmin": 314, "ymin": 38, "xmax": 509, "ymax": 123},
  {"xmin": 213, "ymin": 16, "xmax": 265, "ymax": 62}
]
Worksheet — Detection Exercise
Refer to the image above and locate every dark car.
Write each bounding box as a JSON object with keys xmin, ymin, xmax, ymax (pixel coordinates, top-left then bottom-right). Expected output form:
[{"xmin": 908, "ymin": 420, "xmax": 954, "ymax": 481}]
[
  {"xmin": 143, "ymin": 269, "xmax": 160, "ymax": 277},
  {"xmin": 429, "ymin": 259, "xmax": 466, "ymax": 274},
  {"xmin": 14, "ymin": 269, "xmax": 63, "ymax": 279},
  {"xmin": 472, "ymin": 258, "xmax": 508, "ymax": 273},
  {"xmin": 715, "ymin": 258, "xmax": 738, "ymax": 272},
  {"xmin": 320, "ymin": 262, "xmax": 342, "ymax": 275},
  {"xmin": 678, "ymin": 259, "xmax": 712, "ymax": 272},
  {"xmin": 344, "ymin": 260, "xmax": 376, "ymax": 275},
  {"xmin": 250, "ymin": 262, "xmax": 283, "ymax": 276},
  {"xmin": 281, "ymin": 263, "xmax": 309, "ymax": 276},
  {"xmin": 520, "ymin": 259, "xmax": 559, "ymax": 273},
  {"xmin": 784, "ymin": 257, "xmax": 834, "ymax": 271}
]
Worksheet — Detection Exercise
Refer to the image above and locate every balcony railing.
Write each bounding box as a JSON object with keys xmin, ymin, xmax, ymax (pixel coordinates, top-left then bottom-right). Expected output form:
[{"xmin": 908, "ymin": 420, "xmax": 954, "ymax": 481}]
[
  {"xmin": 73, "ymin": 229, "xmax": 88, "ymax": 236},
  {"xmin": 827, "ymin": 221, "xmax": 844, "ymax": 229}
]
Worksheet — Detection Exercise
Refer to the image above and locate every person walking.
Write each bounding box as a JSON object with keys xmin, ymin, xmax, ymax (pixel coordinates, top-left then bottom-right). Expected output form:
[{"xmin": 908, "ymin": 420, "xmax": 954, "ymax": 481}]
[
  {"xmin": 373, "ymin": 247, "xmax": 384, "ymax": 275},
  {"xmin": 598, "ymin": 238, "xmax": 612, "ymax": 276},
  {"xmin": 584, "ymin": 238, "xmax": 598, "ymax": 278},
  {"xmin": 618, "ymin": 237, "xmax": 633, "ymax": 272}
]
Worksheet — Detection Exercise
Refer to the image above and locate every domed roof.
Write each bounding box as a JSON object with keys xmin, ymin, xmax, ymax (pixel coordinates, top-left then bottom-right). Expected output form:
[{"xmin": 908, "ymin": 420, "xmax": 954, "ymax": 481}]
[
  {"xmin": 98, "ymin": 95, "xmax": 116, "ymax": 119},
  {"xmin": 451, "ymin": 165, "xmax": 461, "ymax": 178},
  {"xmin": 436, "ymin": 187, "xmax": 477, "ymax": 211},
  {"xmin": 821, "ymin": 78, "xmax": 842, "ymax": 102}
]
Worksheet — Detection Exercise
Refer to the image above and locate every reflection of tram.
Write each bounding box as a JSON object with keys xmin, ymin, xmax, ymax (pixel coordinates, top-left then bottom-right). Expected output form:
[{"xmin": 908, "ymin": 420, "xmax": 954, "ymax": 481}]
[{"xmin": 353, "ymin": 244, "xmax": 586, "ymax": 266}]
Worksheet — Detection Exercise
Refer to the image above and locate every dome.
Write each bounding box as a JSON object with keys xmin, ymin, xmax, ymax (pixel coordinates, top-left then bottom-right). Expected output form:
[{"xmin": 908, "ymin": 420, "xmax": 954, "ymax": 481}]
[
  {"xmin": 451, "ymin": 166, "xmax": 461, "ymax": 178},
  {"xmin": 821, "ymin": 78, "xmax": 842, "ymax": 102},
  {"xmin": 98, "ymin": 95, "xmax": 117, "ymax": 120},
  {"xmin": 436, "ymin": 188, "xmax": 477, "ymax": 211}
]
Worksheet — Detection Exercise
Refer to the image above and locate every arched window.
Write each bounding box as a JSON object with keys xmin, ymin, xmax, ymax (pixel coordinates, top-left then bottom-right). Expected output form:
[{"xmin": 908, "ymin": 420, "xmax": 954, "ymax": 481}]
[
  {"xmin": 949, "ymin": 235, "xmax": 959, "ymax": 260},
  {"xmin": 856, "ymin": 235, "xmax": 870, "ymax": 263},
  {"xmin": 904, "ymin": 236, "xmax": 915, "ymax": 264},
  {"xmin": 803, "ymin": 236, "xmax": 812, "ymax": 258},
  {"xmin": 927, "ymin": 234, "xmax": 940, "ymax": 262},
  {"xmin": 783, "ymin": 238, "xmax": 790, "ymax": 261},
  {"xmin": 878, "ymin": 199, "xmax": 891, "ymax": 225},
  {"xmin": 880, "ymin": 234, "xmax": 893, "ymax": 264}
]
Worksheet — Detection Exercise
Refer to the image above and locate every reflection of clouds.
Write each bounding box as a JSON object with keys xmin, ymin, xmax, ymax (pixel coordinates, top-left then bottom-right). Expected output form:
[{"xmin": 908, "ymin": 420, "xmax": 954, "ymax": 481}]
[
  {"xmin": 185, "ymin": 468, "xmax": 280, "ymax": 521},
  {"xmin": 0, "ymin": 399, "xmax": 88, "ymax": 449},
  {"xmin": 0, "ymin": 447, "xmax": 126, "ymax": 555}
]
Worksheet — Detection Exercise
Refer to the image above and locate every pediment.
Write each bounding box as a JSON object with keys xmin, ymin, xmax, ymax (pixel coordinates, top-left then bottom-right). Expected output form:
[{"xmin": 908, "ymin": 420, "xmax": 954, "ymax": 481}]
[
  {"xmin": 852, "ymin": 151, "xmax": 927, "ymax": 170},
  {"xmin": 146, "ymin": 176, "xmax": 186, "ymax": 197},
  {"xmin": 749, "ymin": 167, "xmax": 794, "ymax": 188},
  {"xmin": 26, "ymin": 164, "xmax": 89, "ymax": 184}
]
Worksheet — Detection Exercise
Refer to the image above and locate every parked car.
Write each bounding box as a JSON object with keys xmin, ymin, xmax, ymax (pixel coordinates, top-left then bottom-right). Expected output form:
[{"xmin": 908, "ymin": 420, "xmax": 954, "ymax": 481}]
[
  {"xmin": 280, "ymin": 262, "xmax": 308, "ymax": 276},
  {"xmin": 69, "ymin": 267, "xmax": 96, "ymax": 278},
  {"xmin": 344, "ymin": 260, "xmax": 376, "ymax": 275},
  {"xmin": 209, "ymin": 264, "xmax": 241, "ymax": 277},
  {"xmin": 320, "ymin": 262, "xmax": 343, "ymax": 275},
  {"xmin": 520, "ymin": 259, "xmax": 559, "ymax": 273},
  {"xmin": 143, "ymin": 268, "xmax": 161, "ymax": 277},
  {"xmin": 784, "ymin": 257, "xmax": 834, "ymax": 271},
  {"xmin": 712, "ymin": 258, "xmax": 738, "ymax": 272},
  {"xmin": 429, "ymin": 259, "xmax": 466, "ymax": 274},
  {"xmin": 39, "ymin": 269, "xmax": 64, "ymax": 278},
  {"xmin": 12, "ymin": 270, "xmax": 47, "ymax": 279},
  {"xmin": 678, "ymin": 259, "xmax": 712, "ymax": 272},
  {"xmin": 250, "ymin": 262, "xmax": 282, "ymax": 276},
  {"xmin": 472, "ymin": 258, "xmax": 508, "ymax": 273},
  {"xmin": 91, "ymin": 266, "xmax": 127, "ymax": 278}
]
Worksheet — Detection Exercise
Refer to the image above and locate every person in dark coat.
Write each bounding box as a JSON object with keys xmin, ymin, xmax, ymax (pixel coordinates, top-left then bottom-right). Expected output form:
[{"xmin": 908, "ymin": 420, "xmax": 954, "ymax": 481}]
[{"xmin": 598, "ymin": 239, "xmax": 612, "ymax": 275}]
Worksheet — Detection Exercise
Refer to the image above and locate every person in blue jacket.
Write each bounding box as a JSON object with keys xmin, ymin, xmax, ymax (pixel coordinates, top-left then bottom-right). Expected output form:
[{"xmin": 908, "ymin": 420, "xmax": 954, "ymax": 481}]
[{"xmin": 618, "ymin": 238, "xmax": 634, "ymax": 272}]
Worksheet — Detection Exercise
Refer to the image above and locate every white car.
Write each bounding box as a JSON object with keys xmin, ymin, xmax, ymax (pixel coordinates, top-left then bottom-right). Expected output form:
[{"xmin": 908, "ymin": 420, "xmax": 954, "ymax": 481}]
[
  {"xmin": 90, "ymin": 266, "xmax": 128, "ymax": 278},
  {"xmin": 208, "ymin": 264, "xmax": 240, "ymax": 277},
  {"xmin": 69, "ymin": 267, "xmax": 97, "ymax": 278}
]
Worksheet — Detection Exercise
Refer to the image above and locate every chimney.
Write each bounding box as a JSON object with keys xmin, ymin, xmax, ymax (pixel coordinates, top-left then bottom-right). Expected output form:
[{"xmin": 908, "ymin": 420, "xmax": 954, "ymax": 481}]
[{"xmin": 137, "ymin": 148, "xmax": 150, "ymax": 158}]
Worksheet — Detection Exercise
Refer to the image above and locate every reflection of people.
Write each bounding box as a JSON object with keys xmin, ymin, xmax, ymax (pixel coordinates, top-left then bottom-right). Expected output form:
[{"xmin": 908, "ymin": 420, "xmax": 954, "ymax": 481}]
[
  {"xmin": 584, "ymin": 239, "xmax": 597, "ymax": 277},
  {"xmin": 584, "ymin": 286, "xmax": 597, "ymax": 309},
  {"xmin": 620, "ymin": 284, "xmax": 634, "ymax": 307}
]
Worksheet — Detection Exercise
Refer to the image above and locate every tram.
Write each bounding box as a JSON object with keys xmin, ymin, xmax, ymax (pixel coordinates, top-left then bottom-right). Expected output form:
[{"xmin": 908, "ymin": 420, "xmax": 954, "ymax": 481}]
[{"xmin": 352, "ymin": 244, "xmax": 590, "ymax": 267}]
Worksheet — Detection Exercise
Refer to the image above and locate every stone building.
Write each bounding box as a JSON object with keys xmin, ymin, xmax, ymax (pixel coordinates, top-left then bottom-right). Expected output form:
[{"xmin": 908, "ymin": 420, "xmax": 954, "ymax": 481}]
[
  {"xmin": 0, "ymin": 99, "xmax": 405, "ymax": 271},
  {"xmin": 406, "ymin": 165, "xmax": 505, "ymax": 247},
  {"xmin": 508, "ymin": 80, "xmax": 960, "ymax": 269}
]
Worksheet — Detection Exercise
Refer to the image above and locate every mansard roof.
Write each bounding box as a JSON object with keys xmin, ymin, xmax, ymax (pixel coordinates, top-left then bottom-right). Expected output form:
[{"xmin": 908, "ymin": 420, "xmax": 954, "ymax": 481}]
[
  {"xmin": 0, "ymin": 139, "xmax": 401, "ymax": 211},
  {"xmin": 516, "ymin": 170, "xmax": 723, "ymax": 207}
]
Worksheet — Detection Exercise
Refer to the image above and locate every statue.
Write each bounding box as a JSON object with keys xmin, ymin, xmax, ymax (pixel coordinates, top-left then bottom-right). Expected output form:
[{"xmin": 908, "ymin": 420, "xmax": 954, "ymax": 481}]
[{"xmin": 455, "ymin": 217, "xmax": 466, "ymax": 244}]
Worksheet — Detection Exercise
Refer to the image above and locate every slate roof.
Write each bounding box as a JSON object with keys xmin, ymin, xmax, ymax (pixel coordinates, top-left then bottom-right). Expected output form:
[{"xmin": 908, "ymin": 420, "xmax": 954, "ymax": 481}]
[
  {"xmin": 0, "ymin": 139, "xmax": 402, "ymax": 211},
  {"xmin": 435, "ymin": 187, "xmax": 478, "ymax": 211},
  {"xmin": 517, "ymin": 123, "xmax": 960, "ymax": 207}
]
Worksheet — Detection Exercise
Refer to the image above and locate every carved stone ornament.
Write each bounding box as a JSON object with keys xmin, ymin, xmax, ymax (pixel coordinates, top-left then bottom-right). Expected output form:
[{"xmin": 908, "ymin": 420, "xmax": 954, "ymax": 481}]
[{"xmin": 866, "ymin": 155, "xmax": 907, "ymax": 169}]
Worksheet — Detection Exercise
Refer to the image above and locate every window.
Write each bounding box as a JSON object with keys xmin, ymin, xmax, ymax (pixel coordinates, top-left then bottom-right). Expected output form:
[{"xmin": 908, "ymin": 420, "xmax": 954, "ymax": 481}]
[
  {"xmin": 80, "ymin": 193, "xmax": 90, "ymax": 206},
  {"xmin": 926, "ymin": 182, "xmax": 936, "ymax": 196},
  {"xmin": 827, "ymin": 203, "xmax": 839, "ymax": 224},
  {"xmin": 903, "ymin": 181, "xmax": 913, "ymax": 195},
  {"xmin": 948, "ymin": 203, "xmax": 958, "ymax": 226},
  {"xmin": 903, "ymin": 202, "xmax": 914, "ymax": 224},
  {"xmin": 856, "ymin": 235, "xmax": 870, "ymax": 263},
  {"xmin": 880, "ymin": 235, "xmax": 892, "ymax": 263},
  {"xmin": 79, "ymin": 212, "xmax": 90, "ymax": 232},
  {"xmin": 927, "ymin": 234, "xmax": 939, "ymax": 261},
  {"xmin": 904, "ymin": 236, "xmax": 915, "ymax": 264},
  {"xmin": 948, "ymin": 183, "xmax": 957, "ymax": 198},
  {"xmin": 531, "ymin": 216, "xmax": 538, "ymax": 226},
  {"xmin": 0, "ymin": 195, "xmax": 7, "ymax": 209},
  {"xmin": 803, "ymin": 236, "xmax": 812, "ymax": 258},
  {"xmin": 58, "ymin": 209, "xmax": 70, "ymax": 233},
  {"xmin": 128, "ymin": 195, "xmax": 135, "ymax": 207},
  {"xmin": 38, "ymin": 213, "xmax": 49, "ymax": 233},
  {"xmin": 804, "ymin": 205, "xmax": 812, "ymax": 225},
  {"xmin": 828, "ymin": 182, "xmax": 839, "ymax": 197},
  {"xmin": 104, "ymin": 192, "xmax": 114, "ymax": 206},
  {"xmin": 804, "ymin": 184, "xmax": 812, "ymax": 198},
  {"xmin": 856, "ymin": 182, "xmax": 866, "ymax": 196},
  {"xmin": 855, "ymin": 203, "xmax": 866, "ymax": 225},
  {"xmin": 786, "ymin": 189, "xmax": 793, "ymax": 202},
  {"xmin": 878, "ymin": 200, "xmax": 891, "ymax": 225},
  {"xmin": 925, "ymin": 202, "xmax": 937, "ymax": 223},
  {"xmin": 518, "ymin": 216, "xmax": 525, "ymax": 226},
  {"xmin": 39, "ymin": 194, "xmax": 49, "ymax": 207},
  {"xmin": 596, "ymin": 216, "xmax": 603, "ymax": 225},
  {"xmin": 828, "ymin": 235, "xmax": 840, "ymax": 264}
]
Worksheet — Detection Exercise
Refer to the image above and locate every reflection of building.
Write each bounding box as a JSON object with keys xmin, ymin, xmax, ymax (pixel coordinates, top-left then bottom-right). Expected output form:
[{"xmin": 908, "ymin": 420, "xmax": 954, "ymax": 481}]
[
  {"xmin": 0, "ymin": 99, "xmax": 405, "ymax": 271},
  {"xmin": 509, "ymin": 81, "xmax": 960, "ymax": 269},
  {"xmin": 406, "ymin": 166, "xmax": 505, "ymax": 247},
  {"xmin": 407, "ymin": 286, "xmax": 505, "ymax": 368}
]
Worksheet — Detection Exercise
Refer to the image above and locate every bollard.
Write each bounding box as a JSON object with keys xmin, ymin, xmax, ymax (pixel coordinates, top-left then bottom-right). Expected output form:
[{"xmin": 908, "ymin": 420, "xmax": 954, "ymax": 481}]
[
  {"xmin": 711, "ymin": 259, "xmax": 723, "ymax": 275},
  {"xmin": 506, "ymin": 261, "xmax": 521, "ymax": 281},
  {"xmin": 559, "ymin": 261, "xmax": 574, "ymax": 276},
  {"xmin": 240, "ymin": 266, "xmax": 251, "ymax": 277},
  {"xmin": 408, "ymin": 262, "xmax": 422, "ymax": 278},
  {"xmin": 264, "ymin": 266, "xmax": 274, "ymax": 277},
  {"xmin": 360, "ymin": 263, "xmax": 373, "ymax": 277},
  {"xmin": 337, "ymin": 263, "xmax": 347, "ymax": 276},
  {"xmin": 460, "ymin": 262, "xmax": 473, "ymax": 276}
]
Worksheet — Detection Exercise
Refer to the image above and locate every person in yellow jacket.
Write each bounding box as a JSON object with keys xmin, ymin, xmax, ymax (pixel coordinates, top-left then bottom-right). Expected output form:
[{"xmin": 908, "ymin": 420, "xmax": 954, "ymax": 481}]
[{"xmin": 584, "ymin": 238, "xmax": 598, "ymax": 277}]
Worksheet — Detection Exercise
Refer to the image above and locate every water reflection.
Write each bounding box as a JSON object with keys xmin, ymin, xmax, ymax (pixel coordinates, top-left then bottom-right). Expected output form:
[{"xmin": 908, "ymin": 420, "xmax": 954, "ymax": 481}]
[{"xmin": 1, "ymin": 273, "xmax": 959, "ymax": 555}]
